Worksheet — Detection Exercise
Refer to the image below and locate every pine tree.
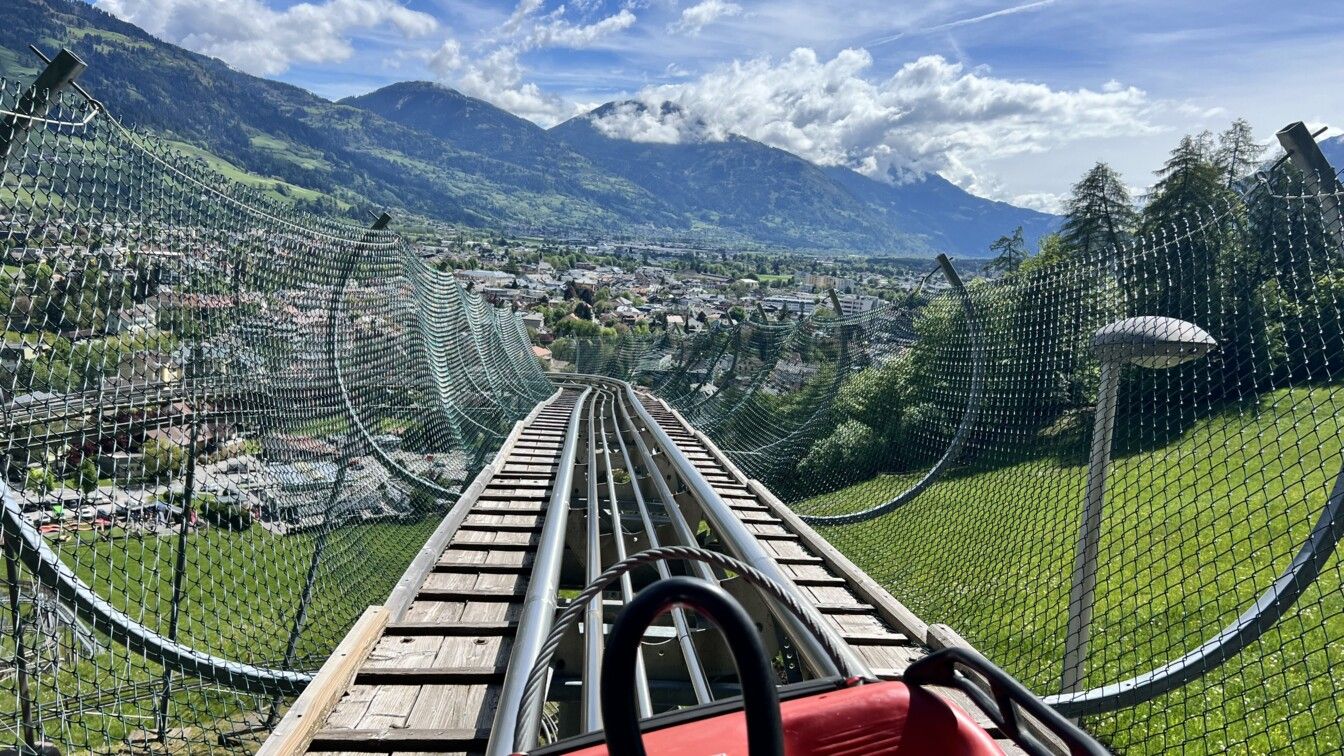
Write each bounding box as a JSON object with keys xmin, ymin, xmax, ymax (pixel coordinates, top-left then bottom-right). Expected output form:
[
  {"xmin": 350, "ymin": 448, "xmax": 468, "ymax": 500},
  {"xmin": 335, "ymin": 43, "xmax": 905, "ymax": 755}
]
[
  {"xmin": 1060, "ymin": 162, "xmax": 1138, "ymax": 258},
  {"xmin": 987, "ymin": 226, "xmax": 1027, "ymax": 274},
  {"xmin": 1141, "ymin": 135, "xmax": 1229, "ymax": 234},
  {"xmin": 1134, "ymin": 133, "xmax": 1254, "ymax": 403},
  {"xmin": 1214, "ymin": 118, "xmax": 1265, "ymax": 188}
]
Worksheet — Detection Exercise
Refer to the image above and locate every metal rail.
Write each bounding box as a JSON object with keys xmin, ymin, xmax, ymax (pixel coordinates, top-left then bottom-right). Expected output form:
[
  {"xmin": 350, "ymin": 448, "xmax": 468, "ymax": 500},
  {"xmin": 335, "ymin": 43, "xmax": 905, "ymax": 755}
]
[
  {"xmin": 800, "ymin": 253, "xmax": 985, "ymax": 526},
  {"xmin": 0, "ymin": 482, "xmax": 313, "ymax": 694},
  {"xmin": 490, "ymin": 386, "xmax": 592, "ymax": 756},
  {"xmin": 597, "ymin": 392, "xmax": 654, "ymax": 719},
  {"xmin": 606, "ymin": 393, "xmax": 714, "ymax": 706},
  {"xmin": 619, "ymin": 379, "xmax": 865, "ymax": 680},
  {"xmin": 582, "ymin": 392, "xmax": 605, "ymax": 732}
]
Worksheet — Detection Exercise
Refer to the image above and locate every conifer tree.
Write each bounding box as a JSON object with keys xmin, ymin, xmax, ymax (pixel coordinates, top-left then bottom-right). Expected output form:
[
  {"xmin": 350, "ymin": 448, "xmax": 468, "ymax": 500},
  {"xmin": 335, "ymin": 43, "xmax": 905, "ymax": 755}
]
[
  {"xmin": 1141, "ymin": 135, "xmax": 1230, "ymax": 235},
  {"xmin": 987, "ymin": 226, "xmax": 1027, "ymax": 274},
  {"xmin": 1214, "ymin": 118, "xmax": 1265, "ymax": 188},
  {"xmin": 1060, "ymin": 162, "xmax": 1138, "ymax": 257},
  {"xmin": 1136, "ymin": 133, "xmax": 1256, "ymax": 402}
]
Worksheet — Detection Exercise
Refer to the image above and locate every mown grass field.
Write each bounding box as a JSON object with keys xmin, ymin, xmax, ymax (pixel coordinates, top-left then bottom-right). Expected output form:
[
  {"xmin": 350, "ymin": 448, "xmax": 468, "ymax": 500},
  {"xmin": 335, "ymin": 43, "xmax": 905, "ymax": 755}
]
[
  {"xmin": 4, "ymin": 519, "xmax": 435, "ymax": 750},
  {"xmin": 801, "ymin": 385, "xmax": 1344, "ymax": 753}
]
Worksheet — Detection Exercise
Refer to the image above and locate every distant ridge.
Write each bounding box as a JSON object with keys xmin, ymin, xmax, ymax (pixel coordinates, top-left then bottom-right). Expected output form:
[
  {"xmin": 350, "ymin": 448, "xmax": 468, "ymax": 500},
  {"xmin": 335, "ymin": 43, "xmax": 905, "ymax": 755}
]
[
  {"xmin": 549, "ymin": 101, "xmax": 1058, "ymax": 253},
  {"xmin": 0, "ymin": 0, "xmax": 1057, "ymax": 254},
  {"xmin": 1318, "ymin": 134, "xmax": 1344, "ymax": 175}
]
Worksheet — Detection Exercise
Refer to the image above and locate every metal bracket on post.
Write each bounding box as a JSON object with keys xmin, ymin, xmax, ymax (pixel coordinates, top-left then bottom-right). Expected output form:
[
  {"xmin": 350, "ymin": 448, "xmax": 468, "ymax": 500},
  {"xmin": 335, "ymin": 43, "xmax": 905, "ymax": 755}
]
[
  {"xmin": 0, "ymin": 48, "xmax": 87, "ymax": 161},
  {"xmin": 1276, "ymin": 122, "xmax": 1343, "ymax": 249}
]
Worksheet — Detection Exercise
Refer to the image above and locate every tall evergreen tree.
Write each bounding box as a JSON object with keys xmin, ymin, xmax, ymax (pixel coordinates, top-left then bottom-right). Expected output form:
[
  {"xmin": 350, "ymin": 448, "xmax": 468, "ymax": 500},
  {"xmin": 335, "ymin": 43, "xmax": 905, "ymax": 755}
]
[
  {"xmin": 987, "ymin": 226, "xmax": 1027, "ymax": 274},
  {"xmin": 1214, "ymin": 118, "xmax": 1265, "ymax": 188},
  {"xmin": 1141, "ymin": 135, "xmax": 1231, "ymax": 235},
  {"xmin": 1060, "ymin": 162, "xmax": 1138, "ymax": 257},
  {"xmin": 1136, "ymin": 133, "xmax": 1255, "ymax": 404}
]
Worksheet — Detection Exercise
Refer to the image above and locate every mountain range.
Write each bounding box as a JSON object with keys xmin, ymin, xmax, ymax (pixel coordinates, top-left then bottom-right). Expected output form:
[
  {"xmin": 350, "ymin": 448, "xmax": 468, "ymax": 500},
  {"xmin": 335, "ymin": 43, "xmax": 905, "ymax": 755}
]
[
  {"xmin": 1319, "ymin": 135, "xmax": 1344, "ymax": 176},
  {"xmin": 0, "ymin": 0, "xmax": 1057, "ymax": 255}
]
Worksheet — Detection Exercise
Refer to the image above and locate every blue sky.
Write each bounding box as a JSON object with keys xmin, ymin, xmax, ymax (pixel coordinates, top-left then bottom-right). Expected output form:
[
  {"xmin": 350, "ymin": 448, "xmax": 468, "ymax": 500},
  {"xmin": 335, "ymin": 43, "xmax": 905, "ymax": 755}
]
[{"xmin": 90, "ymin": 0, "xmax": 1344, "ymax": 211}]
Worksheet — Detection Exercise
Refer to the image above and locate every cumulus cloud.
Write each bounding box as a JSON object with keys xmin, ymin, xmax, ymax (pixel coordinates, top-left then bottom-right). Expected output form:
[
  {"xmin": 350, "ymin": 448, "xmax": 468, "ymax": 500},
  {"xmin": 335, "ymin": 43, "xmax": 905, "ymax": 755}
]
[
  {"xmin": 670, "ymin": 0, "xmax": 743, "ymax": 35},
  {"xmin": 428, "ymin": 39, "xmax": 464, "ymax": 77},
  {"xmin": 528, "ymin": 9, "xmax": 637, "ymax": 48},
  {"xmin": 1010, "ymin": 192, "xmax": 1067, "ymax": 213},
  {"xmin": 589, "ymin": 49, "xmax": 1159, "ymax": 198},
  {"xmin": 501, "ymin": 0, "xmax": 545, "ymax": 34},
  {"xmin": 428, "ymin": 2, "xmax": 638, "ymax": 125},
  {"xmin": 96, "ymin": 0, "xmax": 438, "ymax": 76},
  {"xmin": 453, "ymin": 47, "xmax": 572, "ymax": 125},
  {"xmin": 590, "ymin": 102, "xmax": 724, "ymax": 144}
]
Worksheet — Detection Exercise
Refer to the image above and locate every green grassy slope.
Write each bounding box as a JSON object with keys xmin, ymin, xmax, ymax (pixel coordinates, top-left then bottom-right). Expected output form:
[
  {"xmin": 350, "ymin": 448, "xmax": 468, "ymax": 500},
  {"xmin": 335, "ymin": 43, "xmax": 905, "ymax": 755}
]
[
  {"xmin": 3, "ymin": 520, "xmax": 434, "ymax": 748},
  {"xmin": 801, "ymin": 385, "xmax": 1344, "ymax": 753}
]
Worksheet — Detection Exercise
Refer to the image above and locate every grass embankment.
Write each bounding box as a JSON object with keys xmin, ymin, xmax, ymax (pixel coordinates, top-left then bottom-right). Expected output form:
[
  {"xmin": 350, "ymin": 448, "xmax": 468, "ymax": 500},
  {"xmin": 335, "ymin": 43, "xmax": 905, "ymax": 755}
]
[
  {"xmin": 3, "ymin": 519, "xmax": 434, "ymax": 750},
  {"xmin": 802, "ymin": 385, "xmax": 1344, "ymax": 754}
]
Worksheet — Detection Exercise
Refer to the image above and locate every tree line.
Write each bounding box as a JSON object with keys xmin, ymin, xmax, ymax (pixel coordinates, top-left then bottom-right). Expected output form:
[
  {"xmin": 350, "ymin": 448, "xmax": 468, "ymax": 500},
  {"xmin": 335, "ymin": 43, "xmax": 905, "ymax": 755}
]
[{"xmin": 786, "ymin": 119, "xmax": 1344, "ymax": 494}]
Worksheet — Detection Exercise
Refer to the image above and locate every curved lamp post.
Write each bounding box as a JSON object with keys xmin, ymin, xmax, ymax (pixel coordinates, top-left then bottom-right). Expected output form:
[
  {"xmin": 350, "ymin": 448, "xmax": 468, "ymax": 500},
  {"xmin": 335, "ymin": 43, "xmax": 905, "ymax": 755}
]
[{"xmin": 1061, "ymin": 316, "xmax": 1217, "ymax": 695}]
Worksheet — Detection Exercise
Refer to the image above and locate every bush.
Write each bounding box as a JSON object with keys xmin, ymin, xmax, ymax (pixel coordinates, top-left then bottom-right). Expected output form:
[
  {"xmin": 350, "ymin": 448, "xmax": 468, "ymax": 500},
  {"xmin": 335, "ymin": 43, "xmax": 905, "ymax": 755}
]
[
  {"xmin": 140, "ymin": 438, "xmax": 186, "ymax": 481},
  {"xmin": 797, "ymin": 419, "xmax": 885, "ymax": 488},
  {"xmin": 196, "ymin": 493, "xmax": 252, "ymax": 531}
]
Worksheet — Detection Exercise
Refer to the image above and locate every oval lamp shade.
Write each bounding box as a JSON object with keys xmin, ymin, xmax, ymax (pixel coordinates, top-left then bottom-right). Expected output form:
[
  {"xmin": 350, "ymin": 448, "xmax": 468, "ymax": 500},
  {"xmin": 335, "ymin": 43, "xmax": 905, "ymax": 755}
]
[{"xmin": 1091, "ymin": 316, "xmax": 1218, "ymax": 369}]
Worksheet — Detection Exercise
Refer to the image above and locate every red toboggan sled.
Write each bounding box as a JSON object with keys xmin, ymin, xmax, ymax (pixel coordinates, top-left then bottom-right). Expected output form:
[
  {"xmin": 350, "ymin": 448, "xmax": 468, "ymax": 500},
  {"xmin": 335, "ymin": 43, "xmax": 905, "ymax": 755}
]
[{"xmin": 522, "ymin": 577, "xmax": 1106, "ymax": 756}]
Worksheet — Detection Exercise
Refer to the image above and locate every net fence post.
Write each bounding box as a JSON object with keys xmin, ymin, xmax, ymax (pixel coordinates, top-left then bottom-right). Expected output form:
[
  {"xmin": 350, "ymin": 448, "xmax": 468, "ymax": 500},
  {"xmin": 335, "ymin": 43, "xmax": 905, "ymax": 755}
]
[
  {"xmin": 2, "ymin": 48, "xmax": 89, "ymax": 754},
  {"xmin": 1276, "ymin": 122, "xmax": 1343, "ymax": 248},
  {"xmin": 0, "ymin": 48, "xmax": 86, "ymax": 162},
  {"xmin": 3, "ymin": 533, "xmax": 38, "ymax": 751},
  {"xmin": 260, "ymin": 211, "xmax": 391, "ymax": 729},
  {"xmin": 156, "ymin": 344, "xmax": 205, "ymax": 743}
]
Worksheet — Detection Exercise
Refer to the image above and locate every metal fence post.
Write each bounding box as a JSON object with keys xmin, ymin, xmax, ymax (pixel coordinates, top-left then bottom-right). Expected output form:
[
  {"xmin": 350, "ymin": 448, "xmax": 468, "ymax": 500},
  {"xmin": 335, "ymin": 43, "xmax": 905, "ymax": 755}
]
[
  {"xmin": 263, "ymin": 439, "xmax": 354, "ymax": 728},
  {"xmin": 0, "ymin": 46, "xmax": 90, "ymax": 755},
  {"xmin": 1276, "ymin": 122, "xmax": 1343, "ymax": 248},
  {"xmin": 157, "ymin": 345, "xmax": 204, "ymax": 742},
  {"xmin": 0, "ymin": 49, "xmax": 86, "ymax": 161},
  {"xmin": 4, "ymin": 533, "xmax": 38, "ymax": 751}
]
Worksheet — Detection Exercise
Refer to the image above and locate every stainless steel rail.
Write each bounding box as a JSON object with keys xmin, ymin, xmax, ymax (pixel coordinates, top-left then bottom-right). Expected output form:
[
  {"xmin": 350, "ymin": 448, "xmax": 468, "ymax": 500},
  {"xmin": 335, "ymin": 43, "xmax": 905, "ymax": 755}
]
[
  {"xmin": 582, "ymin": 393, "xmax": 605, "ymax": 732},
  {"xmin": 598, "ymin": 394, "xmax": 654, "ymax": 719},
  {"xmin": 619, "ymin": 380, "xmax": 868, "ymax": 680},
  {"xmin": 610, "ymin": 390, "xmax": 724, "ymax": 589},
  {"xmin": 0, "ymin": 483, "xmax": 313, "ymax": 695},
  {"xmin": 487, "ymin": 386, "xmax": 593, "ymax": 756},
  {"xmin": 606, "ymin": 394, "xmax": 714, "ymax": 705},
  {"xmin": 800, "ymin": 252, "xmax": 985, "ymax": 526}
]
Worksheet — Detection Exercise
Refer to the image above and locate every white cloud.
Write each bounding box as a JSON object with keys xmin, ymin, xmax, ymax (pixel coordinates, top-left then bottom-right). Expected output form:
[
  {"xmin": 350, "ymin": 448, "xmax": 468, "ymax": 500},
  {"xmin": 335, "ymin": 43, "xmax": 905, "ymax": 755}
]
[
  {"xmin": 870, "ymin": 0, "xmax": 1056, "ymax": 46},
  {"xmin": 590, "ymin": 49, "xmax": 1159, "ymax": 198},
  {"xmin": 454, "ymin": 47, "xmax": 573, "ymax": 125},
  {"xmin": 429, "ymin": 39, "xmax": 464, "ymax": 77},
  {"xmin": 1010, "ymin": 191, "xmax": 1067, "ymax": 213},
  {"xmin": 427, "ymin": 4, "xmax": 637, "ymax": 125},
  {"xmin": 590, "ymin": 102, "xmax": 724, "ymax": 143},
  {"xmin": 96, "ymin": 0, "xmax": 438, "ymax": 76},
  {"xmin": 501, "ymin": 0, "xmax": 545, "ymax": 34},
  {"xmin": 670, "ymin": 0, "xmax": 743, "ymax": 35},
  {"xmin": 528, "ymin": 9, "xmax": 637, "ymax": 49}
]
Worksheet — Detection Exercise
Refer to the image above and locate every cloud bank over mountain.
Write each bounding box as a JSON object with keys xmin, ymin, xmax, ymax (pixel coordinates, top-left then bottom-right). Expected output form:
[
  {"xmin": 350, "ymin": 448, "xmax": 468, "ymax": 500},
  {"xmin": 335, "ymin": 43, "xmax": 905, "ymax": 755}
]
[{"xmin": 586, "ymin": 48, "xmax": 1158, "ymax": 200}]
